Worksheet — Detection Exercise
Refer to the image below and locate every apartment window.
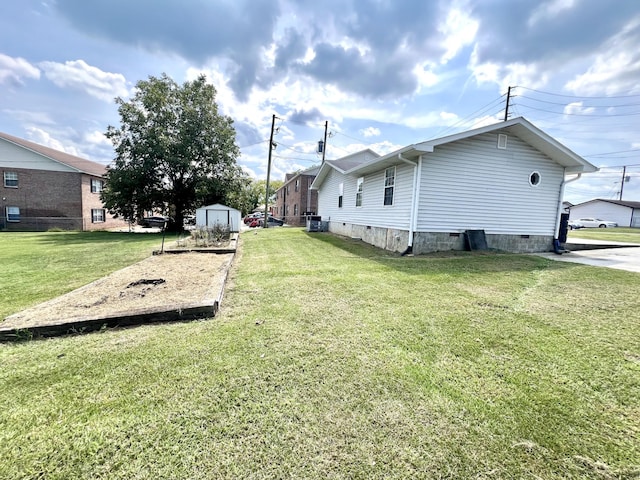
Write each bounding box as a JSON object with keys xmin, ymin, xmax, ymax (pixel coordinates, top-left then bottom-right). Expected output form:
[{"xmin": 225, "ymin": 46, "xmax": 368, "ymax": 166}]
[
  {"xmin": 91, "ymin": 209, "xmax": 105, "ymax": 223},
  {"xmin": 4, "ymin": 171, "xmax": 18, "ymax": 188},
  {"xmin": 294, "ymin": 204, "xmax": 298, "ymax": 215},
  {"xmin": 6, "ymin": 206, "xmax": 20, "ymax": 222},
  {"xmin": 91, "ymin": 179, "xmax": 104, "ymax": 193},
  {"xmin": 355, "ymin": 177, "xmax": 364, "ymax": 207},
  {"xmin": 338, "ymin": 182, "xmax": 343, "ymax": 208},
  {"xmin": 295, "ymin": 179, "xmax": 299, "ymax": 192},
  {"xmin": 383, "ymin": 167, "xmax": 395, "ymax": 206}
]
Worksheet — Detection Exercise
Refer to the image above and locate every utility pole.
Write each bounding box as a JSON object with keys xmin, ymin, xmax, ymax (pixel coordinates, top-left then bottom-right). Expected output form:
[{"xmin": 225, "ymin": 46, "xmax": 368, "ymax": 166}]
[
  {"xmin": 263, "ymin": 114, "xmax": 276, "ymax": 228},
  {"xmin": 619, "ymin": 166, "xmax": 627, "ymax": 201},
  {"xmin": 322, "ymin": 121, "xmax": 328, "ymax": 164},
  {"xmin": 504, "ymin": 86, "xmax": 512, "ymax": 121}
]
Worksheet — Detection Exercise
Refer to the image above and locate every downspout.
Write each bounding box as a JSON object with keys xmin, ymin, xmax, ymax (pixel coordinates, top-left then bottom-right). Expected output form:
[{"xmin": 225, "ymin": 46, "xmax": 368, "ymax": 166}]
[
  {"xmin": 553, "ymin": 171, "xmax": 582, "ymax": 254},
  {"xmin": 398, "ymin": 153, "xmax": 420, "ymax": 256}
]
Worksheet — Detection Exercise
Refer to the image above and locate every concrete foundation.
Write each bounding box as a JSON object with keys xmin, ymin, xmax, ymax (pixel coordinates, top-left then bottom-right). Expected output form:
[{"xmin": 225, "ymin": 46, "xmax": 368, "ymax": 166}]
[{"xmin": 327, "ymin": 222, "xmax": 554, "ymax": 254}]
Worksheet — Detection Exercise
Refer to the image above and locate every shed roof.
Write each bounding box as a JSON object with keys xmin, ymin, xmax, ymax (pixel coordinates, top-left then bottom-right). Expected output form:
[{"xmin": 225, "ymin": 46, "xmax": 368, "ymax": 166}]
[
  {"xmin": 572, "ymin": 198, "xmax": 640, "ymax": 209},
  {"xmin": 0, "ymin": 131, "xmax": 107, "ymax": 177},
  {"xmin": 197, "ymin": 203, "xmax": 240, "ymax": 212}
]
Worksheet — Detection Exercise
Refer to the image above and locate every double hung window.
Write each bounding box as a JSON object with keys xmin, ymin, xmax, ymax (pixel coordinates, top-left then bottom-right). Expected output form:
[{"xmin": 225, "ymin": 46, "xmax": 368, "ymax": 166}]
[
  {"xmin": 4, "ymin": 172, "xmax": 18, "ymax": 188},
  {"xmin": 383, "ymin": 167, "xmax": 395, "ymax": 206}
]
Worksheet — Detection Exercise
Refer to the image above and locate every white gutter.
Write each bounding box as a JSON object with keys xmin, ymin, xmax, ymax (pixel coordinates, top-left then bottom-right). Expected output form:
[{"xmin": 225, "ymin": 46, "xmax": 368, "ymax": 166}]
[
  {"xmin": 555, "ymin": 171, "xmax": 582, "ymax": 239},
  {"xmin": 398, "ymin": 153, "xmax": 421, "ymax": 249}
]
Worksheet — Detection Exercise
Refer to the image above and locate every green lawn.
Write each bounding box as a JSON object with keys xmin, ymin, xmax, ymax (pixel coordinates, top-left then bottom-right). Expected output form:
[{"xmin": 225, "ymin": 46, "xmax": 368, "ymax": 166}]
[
  {"xmin": 568, "ymin": 226, "xmax": 640, "ymax": 244},
  {"xmin": 0, "ymin": 231, "xmax": 163, "ymax": 320},
  {"xmin": 1, "ymin": 228, "xmax": 639, "ymax": 479}
]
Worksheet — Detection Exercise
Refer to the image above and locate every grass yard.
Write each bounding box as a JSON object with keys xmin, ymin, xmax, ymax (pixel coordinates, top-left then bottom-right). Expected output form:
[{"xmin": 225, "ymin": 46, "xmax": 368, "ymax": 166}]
[
  {"xmin": 1, "ymin": 228, "xmax": 639, "ymax": 479},
  {"xmin": 0, "ymin": 231, "xmax": 163, "ymax": 320},
  {"xmin": 568, "ymin": 226, "xmax": 640, "ymax": 244}
]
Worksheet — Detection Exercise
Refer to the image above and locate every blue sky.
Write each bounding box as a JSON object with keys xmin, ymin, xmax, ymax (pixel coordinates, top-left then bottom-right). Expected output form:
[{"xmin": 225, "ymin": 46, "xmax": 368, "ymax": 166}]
[{"xmin": 1, "ymin": 0, "xmax": 639, "ymax": 204}]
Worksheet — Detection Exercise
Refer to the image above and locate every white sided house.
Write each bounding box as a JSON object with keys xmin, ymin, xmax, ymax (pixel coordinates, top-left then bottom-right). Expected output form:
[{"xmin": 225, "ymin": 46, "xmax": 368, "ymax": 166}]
[
  {"xmin": 311, "ymin": 117, "xmax": 598, "ymax": 254},
  {"xmin": 569, "ymin": 199, "xmax": 640, "ymax": 228},
  {"xmin": 195, "ymin": 203, "xmax": 241, "ymax": 232}
]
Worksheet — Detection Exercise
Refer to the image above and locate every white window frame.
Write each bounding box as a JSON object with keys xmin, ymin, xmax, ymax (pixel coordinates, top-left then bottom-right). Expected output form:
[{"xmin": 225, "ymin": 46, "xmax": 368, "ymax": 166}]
[
  {"xmin": 355, "ymin": 177, "xmax": 364, "ymax": 207},
  {"xmin": 6, "ymin": 206, "xmax": 20, "ymax": 222},
  {"xmin": 91, "ymin": 208, "xmax": 105, "ymax": 223},
  {"xmin": 338, "ymin": 182, "xmax": 344, "ymax": 208},
  {"xmin": 91, "ymin": 179, "xmax": 104, "ymax": 193},
  {"xmin": 4, "ymin": 171, "xmax": 18, "ymax": 188},
  {"xmin": 383, "ymin": 167, "xmax": 395, "ymax": 206},
  {"xmin": 529, "ymin": 171, "xmax": 541, "ymax": 187}
]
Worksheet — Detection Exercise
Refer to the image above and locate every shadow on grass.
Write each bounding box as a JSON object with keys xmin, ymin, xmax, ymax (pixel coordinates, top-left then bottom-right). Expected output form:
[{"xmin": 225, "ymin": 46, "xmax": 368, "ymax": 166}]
[
  {"xmin": 31, "ymin": 230, "xmax": 165, "ymax": 247},
  {"xmin": 304, "ymin": 231, "xmax": 578, "ymax": 276}
]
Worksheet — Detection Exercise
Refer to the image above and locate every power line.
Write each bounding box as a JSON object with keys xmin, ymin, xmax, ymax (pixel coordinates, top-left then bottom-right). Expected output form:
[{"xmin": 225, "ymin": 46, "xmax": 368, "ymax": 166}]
[{"xmin": 515, "ymin": 86, "xmax": 640, "ymax": 100}]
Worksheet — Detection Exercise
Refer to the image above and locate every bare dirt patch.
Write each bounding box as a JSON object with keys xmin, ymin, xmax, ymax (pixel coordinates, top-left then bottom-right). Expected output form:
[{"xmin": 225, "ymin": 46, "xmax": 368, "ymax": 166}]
[{"xmin": 2, "ymin": 252, "xmax": 233, "ymax": 332}]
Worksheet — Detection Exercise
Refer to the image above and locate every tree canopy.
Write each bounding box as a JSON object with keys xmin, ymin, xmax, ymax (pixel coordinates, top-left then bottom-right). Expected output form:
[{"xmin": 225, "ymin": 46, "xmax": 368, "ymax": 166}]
[{"xmin": 101, "ymin": 73, "xmax": 245, "ymax": 230}]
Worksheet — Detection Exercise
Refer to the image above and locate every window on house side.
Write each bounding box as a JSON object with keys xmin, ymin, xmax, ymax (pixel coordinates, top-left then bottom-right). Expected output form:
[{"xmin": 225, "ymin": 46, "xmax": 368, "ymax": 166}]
[
  {"xmin": 295, "ymin": 179, "xmax": 299, "ymax": 192},
  {"xmin": 338, "ymin": 182, "xmax": 343, "ymax": 208},
  {"xmin": 91, "ymin": 209, "xmax": 105, "ymax": 223},
  {"xmin": 384, "ymin": 167, "xmax": 395, "ymax": 206},
  {"xmin": 4, "ymin": 172, "xmax": 18, "ymax": 188},
  {"xmin": 294, "ymin": 204, "xmax": 298, "ymax": 215},
  {"xmin": 355, "ymin": 177, "xmax": 364, "ymax": 207},
  {"xmin": 6, "ymin": 206, "xmax": 20, "ymax": 222},
  {"xmin": 529, "ymin": 171, "xmax": 541, "ymax": 186},
  {"xmin": 91, "ymin": 179, "xmax": 104, "ymax": 193}
]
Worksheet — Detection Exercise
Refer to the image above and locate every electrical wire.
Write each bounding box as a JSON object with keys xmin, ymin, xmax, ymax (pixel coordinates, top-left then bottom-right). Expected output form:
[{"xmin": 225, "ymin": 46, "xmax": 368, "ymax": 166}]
[{"xmin": 515, "ymin": 86, "xmax": 640, "ymax": 100}]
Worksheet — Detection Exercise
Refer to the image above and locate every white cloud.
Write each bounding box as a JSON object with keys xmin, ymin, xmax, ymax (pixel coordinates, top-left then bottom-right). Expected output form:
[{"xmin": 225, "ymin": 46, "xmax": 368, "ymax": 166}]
[
  {"xmin": 3, "ymin": 109, "xmax": 55, "ymax": 125},
  {"xmin": 564, "ymin": 16, "xmax": 640, "ymax": 95},
  {"xmin": 565, "ymin": 51, "xmax": 640, "ymax": 95},
  {"xmin": 25, "ymin": 127, "xmax": 81, "ymax": 157},
  {"xmin": 39, "ymin": 59, "xmax": 129, "ymax": 101},
  {"xmin": 528, "ymin": 0, "xmax": 578, "ymax": 27},
  {"xmin": 469, "ymin": 46, "xmax": 549, "ymax": 92},
  {"xmin": 0, "ymin": 54, "xmax": 40, "ymax": 86},
  {"xmin": 439, "ymin": 5, "xmax": 479, "ymax": 64},
  {"xmin": 563, "ymin": 101, "xmax": 595, "ymax": 116},
  {"xmin": 359, "ymin": 127, "xmax": 380, "ymax": 138}
]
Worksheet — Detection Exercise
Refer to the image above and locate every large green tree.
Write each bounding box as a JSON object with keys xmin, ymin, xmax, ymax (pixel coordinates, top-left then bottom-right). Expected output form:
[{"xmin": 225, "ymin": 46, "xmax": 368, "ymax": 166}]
[{"xmin": 102, "ymin": 73, "xmax": 244, "ymax": 230}]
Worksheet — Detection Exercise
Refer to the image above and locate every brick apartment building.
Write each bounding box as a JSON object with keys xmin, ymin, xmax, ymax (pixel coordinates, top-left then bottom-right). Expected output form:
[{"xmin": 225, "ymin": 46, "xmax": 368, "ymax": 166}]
[
  {"xmin": 0, "ymin": 132, "xmax": 128, "ymax": 231},
  {"xmin": 274, "ymin": 166, "xmax": 320, "ymax": 226}
]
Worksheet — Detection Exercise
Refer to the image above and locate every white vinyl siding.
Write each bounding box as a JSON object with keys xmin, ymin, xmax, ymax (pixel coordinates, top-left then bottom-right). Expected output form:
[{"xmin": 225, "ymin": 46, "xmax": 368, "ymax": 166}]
[
  {"xmin": 416, "ymin": 132, "xmax": 563, "ymax": 235},
  {"xmin": 569, "ymin": 201, "xmax": 633, "ymax": 228},
  {"xmin": 317, "ymin": 164, "xmax": 413, "ymax": 230}
]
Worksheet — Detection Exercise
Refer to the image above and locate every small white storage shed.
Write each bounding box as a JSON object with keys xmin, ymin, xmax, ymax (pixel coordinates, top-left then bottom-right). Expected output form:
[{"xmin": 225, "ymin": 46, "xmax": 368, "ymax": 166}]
[{"xmin": 195, "ymin": 203, "xmax": 241, "ymax": 232}]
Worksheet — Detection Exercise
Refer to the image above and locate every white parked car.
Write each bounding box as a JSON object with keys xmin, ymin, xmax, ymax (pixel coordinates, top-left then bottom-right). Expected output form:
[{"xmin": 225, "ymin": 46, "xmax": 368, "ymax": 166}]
[{"xmin": 576, "ymin": 218, "xmax": 618, "ymax": 228}]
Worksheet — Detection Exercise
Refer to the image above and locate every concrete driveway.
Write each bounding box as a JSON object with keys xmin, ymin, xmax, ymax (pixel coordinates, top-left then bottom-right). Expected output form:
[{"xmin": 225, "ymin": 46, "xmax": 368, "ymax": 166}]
[{"xmin": 534, "ymin": 240, "xmax": 640, "ymax": 273}]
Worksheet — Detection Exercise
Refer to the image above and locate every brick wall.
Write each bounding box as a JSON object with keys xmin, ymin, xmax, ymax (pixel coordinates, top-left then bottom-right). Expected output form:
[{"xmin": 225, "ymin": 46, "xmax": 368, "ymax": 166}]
[
  {"xmin": 274, "ymin": 174, "xmax": 318, "ymax": 226},
  {"xmin": 1, "ymin": 167, "xmax": 128, "ymax": 231}
]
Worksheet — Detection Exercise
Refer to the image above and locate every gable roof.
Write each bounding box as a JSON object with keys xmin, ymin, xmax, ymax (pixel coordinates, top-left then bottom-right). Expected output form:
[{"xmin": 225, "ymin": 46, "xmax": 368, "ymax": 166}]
[
  {"xmin": 0, "ymin": 132, "xmax": 107, "ymax": 177},
  {"xmin": 312, "ymin": 117, "xmax": 597, "ymax": 190},
  {"xmin": 283, "ymin": 165, "xmax": 321, "ymax": 184},
  {"xmin": 311, "ymin": 149, "xmax": 380, "ymax": 189},
  {"xmin": 572, "ymin": 198, "xmax": 640, "ymax": 209}
]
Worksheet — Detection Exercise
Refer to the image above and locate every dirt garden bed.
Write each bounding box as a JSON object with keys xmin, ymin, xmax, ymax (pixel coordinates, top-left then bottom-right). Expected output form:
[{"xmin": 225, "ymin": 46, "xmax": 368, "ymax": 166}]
[{"xmin": 1, "ymin": 251, "xmax": 235, "ymax": 340}]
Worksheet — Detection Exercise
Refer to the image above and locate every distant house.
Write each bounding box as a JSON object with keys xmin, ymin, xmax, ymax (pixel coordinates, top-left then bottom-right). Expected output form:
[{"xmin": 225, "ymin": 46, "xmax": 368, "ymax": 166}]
[
  {"xmin": 274, "ymin": 165, "xmax": 320, "ymax": 226},
  {"xmin": 569, "ymin": 199, "xmax": 640, "ymax": 228},
  {"xmin": 195, "ymin": 203, "xmax": 241, "ymax": 232},
  {"xmin": 311, "ymin": 117, "xmax": 598, "ymax": 254},
  {"xmin": 0, "ymin": 132, "xmax": 128, "ymax": 231}
]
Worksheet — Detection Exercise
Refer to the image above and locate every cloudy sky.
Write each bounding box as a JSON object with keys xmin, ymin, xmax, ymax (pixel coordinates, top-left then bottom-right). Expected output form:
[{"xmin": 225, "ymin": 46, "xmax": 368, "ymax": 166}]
[{"xmin": 1, "ymin": 0, "xmax": 639, "ymax": 203}]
